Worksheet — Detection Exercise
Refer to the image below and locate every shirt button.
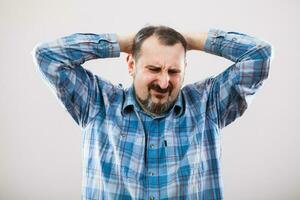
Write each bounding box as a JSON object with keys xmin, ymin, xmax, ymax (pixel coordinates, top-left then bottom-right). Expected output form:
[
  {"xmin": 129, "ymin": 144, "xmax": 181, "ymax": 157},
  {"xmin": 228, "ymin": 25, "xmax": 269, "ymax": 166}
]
[
  {"xmin": 149, "ymin": 171, "xmax": 155, "ymax": 176},
  {"xmin": 120, "ymin": 133, "xmax": 126, "ymax": 137},
  {"xmin": 150, "ymin": 144, "xmax": 155, "ymax": 148},
  {"xmin": 149, "ymin": 196, "xmax": 155, "ymax": 200}
]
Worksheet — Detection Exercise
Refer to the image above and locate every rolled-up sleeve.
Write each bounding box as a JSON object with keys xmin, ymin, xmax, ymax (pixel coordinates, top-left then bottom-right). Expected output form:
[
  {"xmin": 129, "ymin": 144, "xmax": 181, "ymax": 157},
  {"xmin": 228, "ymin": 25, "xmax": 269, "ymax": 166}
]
[
  {"xmin": 199, "ymin": 28, "xmax": 273, "ymax": 129},
  {"xmin": 32, "ymin": 33, "xmax": 120, "ymax": 128}
]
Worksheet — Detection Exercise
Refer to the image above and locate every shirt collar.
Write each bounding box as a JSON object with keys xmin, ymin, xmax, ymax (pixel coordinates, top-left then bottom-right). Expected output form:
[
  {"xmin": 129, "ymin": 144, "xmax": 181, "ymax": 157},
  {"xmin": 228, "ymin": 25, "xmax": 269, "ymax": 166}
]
[{"xmin": 122, "ymin": 84, "xmax": 184, "ymax": 117}]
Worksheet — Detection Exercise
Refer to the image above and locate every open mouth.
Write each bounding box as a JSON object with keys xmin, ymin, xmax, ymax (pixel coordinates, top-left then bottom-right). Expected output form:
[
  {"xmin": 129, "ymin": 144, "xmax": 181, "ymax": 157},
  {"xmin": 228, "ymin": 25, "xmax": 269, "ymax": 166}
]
[{"xmin": 151, "ymin": 90, "xmax": 168, "ymax": 99}]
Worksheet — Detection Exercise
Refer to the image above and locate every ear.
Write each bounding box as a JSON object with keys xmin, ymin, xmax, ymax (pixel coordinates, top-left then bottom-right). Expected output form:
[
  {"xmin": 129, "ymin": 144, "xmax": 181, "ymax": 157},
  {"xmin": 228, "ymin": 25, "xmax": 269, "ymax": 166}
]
[
  {"xmin": 184, "ymin": 56, "xmax": 187, "ymax": 68},
  {"xmin": 126, "ymin": 54, "xmax": 136, "ymax": 77}
]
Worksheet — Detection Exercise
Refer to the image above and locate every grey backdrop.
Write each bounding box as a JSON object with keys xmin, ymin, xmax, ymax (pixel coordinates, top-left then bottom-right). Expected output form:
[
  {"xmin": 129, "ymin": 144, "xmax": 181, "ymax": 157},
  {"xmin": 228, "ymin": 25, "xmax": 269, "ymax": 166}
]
[{"xmin": 1, "ymin": 0, "xmax": 299, "ymax": 199}]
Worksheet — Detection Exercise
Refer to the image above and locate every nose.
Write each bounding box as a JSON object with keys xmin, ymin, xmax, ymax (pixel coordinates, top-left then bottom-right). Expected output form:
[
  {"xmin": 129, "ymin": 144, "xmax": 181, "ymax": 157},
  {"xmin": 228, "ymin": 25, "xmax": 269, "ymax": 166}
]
[{"xmin": 157, "ymin": 72, "xmax": 170, "ymax": 89}]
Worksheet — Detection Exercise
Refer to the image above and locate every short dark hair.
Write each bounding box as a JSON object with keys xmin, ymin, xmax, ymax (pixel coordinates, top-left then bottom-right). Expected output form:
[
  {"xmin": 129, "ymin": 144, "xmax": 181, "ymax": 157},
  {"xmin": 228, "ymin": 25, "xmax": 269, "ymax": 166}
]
[{"xmin": 132, "ymin": 25, "xmax": 187, "ymax": 61}]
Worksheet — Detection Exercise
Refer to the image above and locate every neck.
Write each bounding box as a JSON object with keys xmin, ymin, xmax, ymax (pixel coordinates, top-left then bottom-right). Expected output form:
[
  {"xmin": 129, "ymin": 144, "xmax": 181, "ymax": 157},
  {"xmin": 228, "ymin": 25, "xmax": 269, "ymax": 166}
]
[{"xmin": 135, "ymin": 95, "xmax": 159, "ymax": 117}]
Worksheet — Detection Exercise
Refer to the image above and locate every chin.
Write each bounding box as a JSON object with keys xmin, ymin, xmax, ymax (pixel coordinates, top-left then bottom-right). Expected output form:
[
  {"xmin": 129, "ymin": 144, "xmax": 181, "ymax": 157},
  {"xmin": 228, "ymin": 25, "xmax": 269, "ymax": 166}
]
[{"xmin": 153, "ymin": 98, "xmax": 171, "ymax": 106}]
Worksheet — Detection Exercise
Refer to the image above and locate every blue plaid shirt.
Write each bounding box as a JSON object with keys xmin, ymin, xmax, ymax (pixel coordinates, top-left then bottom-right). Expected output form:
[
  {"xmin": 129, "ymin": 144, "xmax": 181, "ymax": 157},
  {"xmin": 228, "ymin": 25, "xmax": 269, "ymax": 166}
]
[{"xmin": 32, "ymin": 28, "xmax": 272, "ymax": 200}]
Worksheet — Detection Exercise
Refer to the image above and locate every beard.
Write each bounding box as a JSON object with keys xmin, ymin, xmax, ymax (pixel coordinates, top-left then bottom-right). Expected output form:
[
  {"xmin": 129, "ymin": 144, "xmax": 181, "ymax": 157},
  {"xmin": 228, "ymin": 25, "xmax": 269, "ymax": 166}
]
[{"xmin": 134, "ymin": 82, "xmax": 178, "ymax": 116}]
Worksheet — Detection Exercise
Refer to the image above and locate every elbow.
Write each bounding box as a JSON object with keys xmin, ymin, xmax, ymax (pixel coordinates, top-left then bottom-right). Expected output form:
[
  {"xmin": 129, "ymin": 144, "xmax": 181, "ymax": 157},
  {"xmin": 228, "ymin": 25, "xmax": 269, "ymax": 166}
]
[
  {"xmin": 31, "ymin": 43, "xmax": 47, "ymax": 68},
  {"xmin": 258, "ymin": 42, "xmax": 273, "ymax": 61},
  {"xmin": 257, "ymin": 43, "xmax": 273, "ymax": 81}
]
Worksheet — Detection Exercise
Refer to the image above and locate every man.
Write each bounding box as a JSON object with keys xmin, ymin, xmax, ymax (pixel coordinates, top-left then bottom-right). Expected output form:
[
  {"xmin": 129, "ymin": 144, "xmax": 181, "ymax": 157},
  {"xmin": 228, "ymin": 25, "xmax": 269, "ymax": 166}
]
[{"xmin": 32, "ymin": 25, "xmax": 272, "ymax": 199}]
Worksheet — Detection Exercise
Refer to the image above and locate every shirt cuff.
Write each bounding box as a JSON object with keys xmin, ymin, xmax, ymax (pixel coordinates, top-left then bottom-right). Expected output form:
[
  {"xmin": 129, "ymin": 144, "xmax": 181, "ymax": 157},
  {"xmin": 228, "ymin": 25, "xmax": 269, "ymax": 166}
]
[
  {"xmin": 203, "ymin": 28, "xmax": 227, "ymax": 56},
  {"xmin": 101, "ymin": 33, "xmax": 121, "ymax": 58}
]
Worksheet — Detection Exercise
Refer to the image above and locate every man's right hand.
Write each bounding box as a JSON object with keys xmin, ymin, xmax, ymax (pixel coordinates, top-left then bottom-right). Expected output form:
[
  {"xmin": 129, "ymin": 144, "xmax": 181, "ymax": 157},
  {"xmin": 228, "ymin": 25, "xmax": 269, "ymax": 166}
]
[
  {"xmin": 181, "ymin": 32, "xmax": 208, "ymax": 51},
  {"xmin": 116, "ymin": 33, "xmax": 136, "ymax": 54}
]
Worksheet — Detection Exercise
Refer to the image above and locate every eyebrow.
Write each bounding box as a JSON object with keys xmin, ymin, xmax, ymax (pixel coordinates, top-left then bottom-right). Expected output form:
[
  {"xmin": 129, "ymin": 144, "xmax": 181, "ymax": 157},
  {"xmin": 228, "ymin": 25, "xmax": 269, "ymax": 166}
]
[
  {"xmin": 145, "ymin": 65, "xmax": 181, "ymax": 72},
  {"xmin": 145, "ymin": 65, "xmax": 161, "ymax": 69}
]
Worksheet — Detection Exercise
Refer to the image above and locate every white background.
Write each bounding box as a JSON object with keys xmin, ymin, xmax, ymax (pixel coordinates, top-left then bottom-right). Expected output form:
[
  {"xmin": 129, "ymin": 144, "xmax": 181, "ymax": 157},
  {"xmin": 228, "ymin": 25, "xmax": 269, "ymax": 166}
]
[{"xmin": 1, "ymin": 0, "xmax": 299, "ymax": 199}]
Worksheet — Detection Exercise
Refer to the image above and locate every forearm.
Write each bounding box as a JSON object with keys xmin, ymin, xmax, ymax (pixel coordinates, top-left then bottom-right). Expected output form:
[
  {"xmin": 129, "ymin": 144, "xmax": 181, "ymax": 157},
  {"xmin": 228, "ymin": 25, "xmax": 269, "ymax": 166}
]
[
  {"xmin": 32, "ymin": 33, "xmax": 120, "ymax": 87},
  {"xmin": 33, "ymin": 33, "xmax": 120, "ymax": 68},
  {"xmin": 203, "ymin": 28, "xmax": 272, "ymax": 62}
]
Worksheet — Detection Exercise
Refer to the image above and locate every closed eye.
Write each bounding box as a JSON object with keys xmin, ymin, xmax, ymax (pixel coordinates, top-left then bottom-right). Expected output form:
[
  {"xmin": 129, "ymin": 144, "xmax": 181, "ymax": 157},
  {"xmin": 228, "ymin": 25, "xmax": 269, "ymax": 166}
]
[
  {"xmin": 149, "ymin": 68, "xmax": 160, "ymax": 72},
  {"xmin": 145, "ymin": 65, "xmax": 181, "ymax": 74},
  {"xmin": 168, "ymin": 70, "xmax": 180, "ymax": 74}
]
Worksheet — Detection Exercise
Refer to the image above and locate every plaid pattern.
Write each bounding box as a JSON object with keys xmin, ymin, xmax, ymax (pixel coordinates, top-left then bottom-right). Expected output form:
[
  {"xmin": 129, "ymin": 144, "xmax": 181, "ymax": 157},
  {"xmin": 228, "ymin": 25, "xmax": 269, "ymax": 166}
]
[{"xmin": 32, "ymin": 28, "xmax": 272, "ymax": 200}]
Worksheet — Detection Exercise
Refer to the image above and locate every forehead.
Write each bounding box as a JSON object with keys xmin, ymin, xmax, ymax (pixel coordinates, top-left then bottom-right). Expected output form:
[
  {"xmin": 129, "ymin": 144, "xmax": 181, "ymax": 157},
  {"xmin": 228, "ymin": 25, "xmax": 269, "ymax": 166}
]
[{"xmin": 137, "ymin": 36, "xmax": 185, "ymax": 68}]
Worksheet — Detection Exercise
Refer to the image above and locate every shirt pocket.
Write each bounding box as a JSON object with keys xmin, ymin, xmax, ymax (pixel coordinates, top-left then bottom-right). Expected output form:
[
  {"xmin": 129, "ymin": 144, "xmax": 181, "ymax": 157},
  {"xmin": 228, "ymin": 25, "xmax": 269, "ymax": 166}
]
[
  {"xmin": 164, "ymin": 133, "xmax": 190, "ymax": 163},
  {"xmin": 108, "ymin": 123, "xmax": 146, "ymax": 180}
]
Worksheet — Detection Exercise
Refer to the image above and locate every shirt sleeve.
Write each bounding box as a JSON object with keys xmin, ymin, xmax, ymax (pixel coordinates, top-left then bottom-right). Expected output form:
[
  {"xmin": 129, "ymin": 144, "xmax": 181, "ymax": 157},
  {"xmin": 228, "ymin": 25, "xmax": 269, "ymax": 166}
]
[
  {"xmin": 196, "ymin": 28, "xmax": 273, "ymax": 129},
  {"xmin": 32, "ymin": 33, "xmax": 120, "ymax": 128}
]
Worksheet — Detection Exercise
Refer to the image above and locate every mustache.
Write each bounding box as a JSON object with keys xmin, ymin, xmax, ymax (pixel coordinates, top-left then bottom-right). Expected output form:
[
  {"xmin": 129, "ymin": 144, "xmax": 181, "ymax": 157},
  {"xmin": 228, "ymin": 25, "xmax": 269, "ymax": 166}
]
[{"xmin": 149, "ymin": 83, "xmax": 173, "ymax": 94}]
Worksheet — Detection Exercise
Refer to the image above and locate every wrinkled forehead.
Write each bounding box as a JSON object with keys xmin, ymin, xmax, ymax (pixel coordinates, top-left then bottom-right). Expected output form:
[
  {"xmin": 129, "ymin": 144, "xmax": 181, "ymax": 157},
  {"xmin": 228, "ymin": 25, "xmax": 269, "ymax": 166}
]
[{"xmin": 138, "ymin": 36, "xmax": 186, "ymax": 69}]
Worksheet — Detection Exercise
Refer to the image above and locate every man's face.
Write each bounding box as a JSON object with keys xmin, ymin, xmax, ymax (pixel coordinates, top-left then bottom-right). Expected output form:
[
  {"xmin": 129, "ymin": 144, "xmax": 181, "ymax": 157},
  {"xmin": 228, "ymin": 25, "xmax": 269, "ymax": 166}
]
[{"xmin": 128, "ymin": 36, "xmax": 187, "ymax": 116}]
